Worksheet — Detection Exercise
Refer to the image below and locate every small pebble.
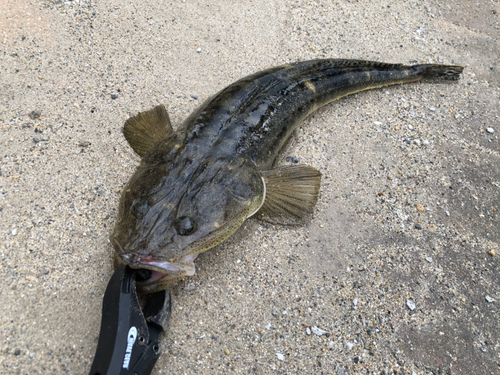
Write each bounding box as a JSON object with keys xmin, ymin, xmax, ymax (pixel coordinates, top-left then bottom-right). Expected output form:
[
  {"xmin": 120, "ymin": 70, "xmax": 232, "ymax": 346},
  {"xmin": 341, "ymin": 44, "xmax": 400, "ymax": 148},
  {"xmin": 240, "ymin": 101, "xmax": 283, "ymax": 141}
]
[
  {"xmin": 111, "ymin": 94, "xmax": 118, "ymax": 100},
  {"xmin": 14, "ymin": 350, "xmax": 21, "ymax": 356},
  {"xmin": 408, "ymin": 125, "xmax": 414, "ymax": 130},
  {"xmin": 276, "ymin": 353, "xmax": 285, "ymax": 361},
  {"xmin": 190, "ymin": 94, "xmax": 198, "ymax": 100},
  {"xmin": 485, "ymin": 296, "xmax": 495, "ymax": 303},
  {"xmin": 28, "ymin": 110, "xmax": 41, "ymax": 119},
  {"xmin": 33, "ymin": 137, "xmax": 40, "ymax": 143},
  {"xmin": 306, "ymin": 327, "xmax": 311, "ymax": 335},
  {"xmin": 407, "ymin": 299, "xmax": 416, "ymax": 311},
  {"xmin": 43, "ymin": 270, "xmax": 49, "ymax": 275},
  {"xmin": 486, "ymin": 127, "xmax": 494, "ymax": 134},
  {"xmin": 311, "ymin": 326, "xmax": 327, "ymax": 336},
  {"xmin": 416, "ymin": 204, "xmax": 424, "ymax": 212},
  {"xmin": 196, "ymin": 47, "xmax": 202, "ymax": 53},
  {"xmin": 185, "ymin": 282, "xmax": 196, "ymax": 291},
  {"xmin": 414, "ymin": 224, "xmax": 422, "ymax": 230},
  {"xmin": 488, "ymin": 249, "xmax": 495, "ymax": 256},
  {"xmin": 425, "ymin": 256, "xmax": 433, "ymax": 263},
  {"xmin": 224, "ymin": 349, "xmax": 230, "ymax": 355},
  {"xmin": 11, "ymin": 229, "xmax": 17, "ymax": 236},
  {"xmin": 374, "ymin": 121, "xmax": 382, "ymax": 126},
  {"xmin": 346, "ymin": 342, "xmax": 355, "ymax": 351},
  {"xmin": 423, "ymin": 139, "xmax": 430, "ymax": 146}
]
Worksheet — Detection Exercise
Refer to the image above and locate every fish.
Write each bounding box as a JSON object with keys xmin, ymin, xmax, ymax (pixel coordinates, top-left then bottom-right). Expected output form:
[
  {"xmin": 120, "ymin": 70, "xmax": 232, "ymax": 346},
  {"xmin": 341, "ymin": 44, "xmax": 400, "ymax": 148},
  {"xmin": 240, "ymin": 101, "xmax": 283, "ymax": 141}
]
[{"xmin": 112, "ymin": 59, "xmax": 463, "ymax": 292}]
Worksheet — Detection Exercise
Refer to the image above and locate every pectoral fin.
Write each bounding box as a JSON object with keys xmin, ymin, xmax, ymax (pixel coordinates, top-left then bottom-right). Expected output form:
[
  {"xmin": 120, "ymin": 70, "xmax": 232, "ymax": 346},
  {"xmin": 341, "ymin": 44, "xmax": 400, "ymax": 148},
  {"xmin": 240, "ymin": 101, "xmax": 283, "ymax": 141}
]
[
  {"xmin": 123, "ymin": 104, "xmax": 173, "ymax": 157},
  {"xmin": 258, "ymin": 165, "xmax": 321, "ymax": 225}
]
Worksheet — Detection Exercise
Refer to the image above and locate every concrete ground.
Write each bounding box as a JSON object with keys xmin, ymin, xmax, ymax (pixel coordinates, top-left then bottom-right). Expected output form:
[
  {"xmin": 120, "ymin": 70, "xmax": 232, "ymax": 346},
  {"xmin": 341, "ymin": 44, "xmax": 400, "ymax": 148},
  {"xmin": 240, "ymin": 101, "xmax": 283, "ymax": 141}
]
[{"xmin": 0, "ymin": 0, "xmax": 498, "ymax": 374}]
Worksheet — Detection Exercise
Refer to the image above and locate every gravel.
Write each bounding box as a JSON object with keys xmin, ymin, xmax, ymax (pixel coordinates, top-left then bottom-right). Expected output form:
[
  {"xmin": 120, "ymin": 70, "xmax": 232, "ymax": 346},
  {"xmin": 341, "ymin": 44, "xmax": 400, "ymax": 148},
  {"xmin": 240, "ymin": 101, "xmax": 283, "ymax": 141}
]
[
  {"xmin": 311, "ymin": 326, "xmax": 327, "ymax": 336},
  {"xmin": 407, "ymin": 300, "xmax": 416, "ymax": 311},
  {"xmin": 28, "ymin": 110, "xmax": 41, "ymax": 119}
]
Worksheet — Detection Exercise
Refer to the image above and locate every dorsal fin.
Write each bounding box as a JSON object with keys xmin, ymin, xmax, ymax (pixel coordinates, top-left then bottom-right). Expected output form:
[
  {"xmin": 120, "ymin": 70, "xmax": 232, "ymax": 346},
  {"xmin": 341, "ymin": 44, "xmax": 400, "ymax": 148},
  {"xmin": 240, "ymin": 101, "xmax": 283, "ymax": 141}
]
[
  {"xmin": 123, "ymin": 104, "xmax": 173, "ymax": 157},
  {"xmin": 257, "ymin": 165, "xmax": 321, "ymax": 225}
]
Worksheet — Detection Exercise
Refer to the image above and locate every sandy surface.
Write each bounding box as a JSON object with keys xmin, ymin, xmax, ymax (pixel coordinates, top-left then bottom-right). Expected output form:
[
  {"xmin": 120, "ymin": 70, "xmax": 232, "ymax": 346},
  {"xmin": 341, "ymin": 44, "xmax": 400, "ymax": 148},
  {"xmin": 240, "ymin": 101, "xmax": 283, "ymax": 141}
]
[{"xmin": 1, "ymin": 0, "xmax": 499, "ymax": 374}]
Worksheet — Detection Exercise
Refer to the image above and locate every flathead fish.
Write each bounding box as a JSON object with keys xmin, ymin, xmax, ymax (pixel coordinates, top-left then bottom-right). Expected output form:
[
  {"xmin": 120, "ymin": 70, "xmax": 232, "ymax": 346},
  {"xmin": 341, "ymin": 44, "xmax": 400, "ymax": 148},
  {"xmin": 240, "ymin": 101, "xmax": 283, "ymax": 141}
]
[{"xmin": 112, "ymin": 59, "xmax": 463, "ymax": 292}]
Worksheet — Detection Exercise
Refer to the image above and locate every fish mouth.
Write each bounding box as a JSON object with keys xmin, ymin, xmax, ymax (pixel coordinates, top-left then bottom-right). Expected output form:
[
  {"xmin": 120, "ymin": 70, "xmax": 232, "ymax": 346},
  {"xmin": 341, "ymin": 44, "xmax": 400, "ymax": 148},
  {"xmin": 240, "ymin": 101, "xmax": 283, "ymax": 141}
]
[
  {"xmin": 112, "ymin": 237, "xmax": 198, "ymax": 286},
  {"xmin": 118, "ymin": 251, "xmax": 198, "ymax": 287}
]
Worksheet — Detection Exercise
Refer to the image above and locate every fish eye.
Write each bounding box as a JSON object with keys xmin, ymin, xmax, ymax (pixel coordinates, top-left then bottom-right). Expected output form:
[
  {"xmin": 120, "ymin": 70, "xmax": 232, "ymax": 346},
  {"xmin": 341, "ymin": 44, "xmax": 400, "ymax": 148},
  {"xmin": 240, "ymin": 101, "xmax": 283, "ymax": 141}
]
[
  {"xmin": 130, "ymin": 200, "xmax": 150, "ymax": 218},
  {"xmin": 175, "ymin": 216, "xmax": 197, "ymax": 236}
]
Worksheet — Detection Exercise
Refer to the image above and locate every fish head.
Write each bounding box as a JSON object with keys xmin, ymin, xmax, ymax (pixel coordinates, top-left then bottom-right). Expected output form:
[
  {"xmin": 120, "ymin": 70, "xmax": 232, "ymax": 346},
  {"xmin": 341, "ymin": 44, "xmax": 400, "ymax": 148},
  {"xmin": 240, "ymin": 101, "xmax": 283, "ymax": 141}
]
[{"xmin": 112, "ymin": 151, "xmax": 265, "ymax": 292}]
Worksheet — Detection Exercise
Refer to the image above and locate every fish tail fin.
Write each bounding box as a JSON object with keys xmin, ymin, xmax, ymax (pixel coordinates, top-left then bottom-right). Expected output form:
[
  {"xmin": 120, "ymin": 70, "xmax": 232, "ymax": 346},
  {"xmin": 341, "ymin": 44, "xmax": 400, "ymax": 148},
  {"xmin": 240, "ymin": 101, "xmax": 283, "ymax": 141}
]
[{"xmin": 413, "ymin": 64, "xmax": 464, "ymax": 82}]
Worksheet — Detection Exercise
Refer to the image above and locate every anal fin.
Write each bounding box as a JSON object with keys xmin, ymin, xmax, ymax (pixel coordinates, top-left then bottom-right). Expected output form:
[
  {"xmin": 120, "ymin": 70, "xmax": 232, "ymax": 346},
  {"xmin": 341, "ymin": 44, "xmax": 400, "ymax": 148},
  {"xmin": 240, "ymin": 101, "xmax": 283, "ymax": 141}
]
[
  {"xmin": 258, "ymin": 165, "xmax": 321, "ymax": 225},
  {"xmin": 123, "ymin": 104, "xmax": 173, "ymax": 157}
]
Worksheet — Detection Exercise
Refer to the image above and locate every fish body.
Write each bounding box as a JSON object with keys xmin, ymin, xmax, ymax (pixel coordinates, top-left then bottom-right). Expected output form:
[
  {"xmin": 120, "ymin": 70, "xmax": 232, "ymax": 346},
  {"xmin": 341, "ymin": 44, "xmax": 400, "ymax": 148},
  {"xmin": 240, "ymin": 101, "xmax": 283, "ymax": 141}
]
[{"xmin": 112, "ymin": 59, "xmax": 463, "ymax": 292}]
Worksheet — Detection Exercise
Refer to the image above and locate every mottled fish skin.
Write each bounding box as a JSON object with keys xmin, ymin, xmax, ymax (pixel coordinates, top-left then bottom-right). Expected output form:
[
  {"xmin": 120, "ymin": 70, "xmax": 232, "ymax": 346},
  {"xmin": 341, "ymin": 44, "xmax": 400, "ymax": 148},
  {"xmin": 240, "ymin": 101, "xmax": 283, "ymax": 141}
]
[
  {"xmin": 176, "ymin": 59, "xmax": 463, "ymax": 169},
  {"xmin": 112, "ymin": 59, "xmax": 463, "ymax": 292}
]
